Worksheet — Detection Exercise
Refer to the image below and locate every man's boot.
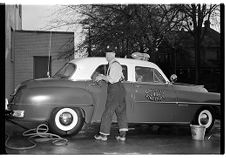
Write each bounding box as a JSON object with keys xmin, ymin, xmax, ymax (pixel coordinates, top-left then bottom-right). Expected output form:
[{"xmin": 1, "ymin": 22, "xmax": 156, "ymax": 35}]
[
  {"xmin": 115, "ymin": 131, "xmax": 126, "ymax": 141},
  {"xmin": 94, "ymin": 133, "xmax": 108, "ymax": 141}
]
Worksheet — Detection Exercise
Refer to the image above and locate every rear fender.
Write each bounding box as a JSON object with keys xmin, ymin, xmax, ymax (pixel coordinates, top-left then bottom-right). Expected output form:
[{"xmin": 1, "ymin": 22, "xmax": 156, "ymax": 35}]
[
  {"xmin": 11, "ymin": 87, "xmax": 95, "ymax": 122},
  {"xmin": 13, "ymin": 87, "xmax": 94, "ymax": 105}
]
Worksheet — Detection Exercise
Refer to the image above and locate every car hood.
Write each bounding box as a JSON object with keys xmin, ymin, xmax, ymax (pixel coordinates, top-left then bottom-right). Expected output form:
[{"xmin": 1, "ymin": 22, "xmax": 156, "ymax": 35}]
[
  {"xmin": 173, "ymin": 82, "xmax": 208, "ymax": 92},
  {"xmin": 174, "ymin": 82, "xmax": 204, "ymax": 87}
]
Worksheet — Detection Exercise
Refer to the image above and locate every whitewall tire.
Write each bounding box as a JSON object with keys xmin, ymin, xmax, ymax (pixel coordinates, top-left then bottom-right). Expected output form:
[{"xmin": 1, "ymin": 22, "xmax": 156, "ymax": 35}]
[
  {"xmin": 49, "ymin": 107, "xmax": 84, "ymax": 136},
  {"xmin": 194, "ymin": 108, "xmax": 215, "ymax": 133}
]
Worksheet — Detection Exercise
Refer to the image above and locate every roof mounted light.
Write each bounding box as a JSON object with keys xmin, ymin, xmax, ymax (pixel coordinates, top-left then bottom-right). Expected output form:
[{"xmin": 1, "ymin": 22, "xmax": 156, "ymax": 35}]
[{"xmin": 131, "ymin": 52, "xmax": 150, "ymax": 61}]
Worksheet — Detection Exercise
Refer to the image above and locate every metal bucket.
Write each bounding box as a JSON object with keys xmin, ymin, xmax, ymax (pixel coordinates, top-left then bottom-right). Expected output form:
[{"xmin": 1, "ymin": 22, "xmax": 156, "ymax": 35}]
[{"xmin": 190, "ymin": 125, "xmax": 206, "ymax": 141}]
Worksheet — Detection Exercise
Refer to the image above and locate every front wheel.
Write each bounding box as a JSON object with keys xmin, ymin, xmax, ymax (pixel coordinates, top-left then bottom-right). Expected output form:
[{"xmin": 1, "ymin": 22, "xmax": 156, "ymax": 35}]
[
  {"xmin": 48, "ymin": 107, "xmax": 84, "ymax": 136},
  {"xmin": 193, "ymin": 108, "xmax": 215, "ymax": 133}
]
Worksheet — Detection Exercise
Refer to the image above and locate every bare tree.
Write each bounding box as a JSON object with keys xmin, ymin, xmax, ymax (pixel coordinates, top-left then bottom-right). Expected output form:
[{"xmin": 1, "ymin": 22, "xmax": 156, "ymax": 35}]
[
  {"xmin": 45, "ymin": 4, "xmax": 220, "ymax": 86},
  {"xmin": 177, "ymin": 4, "xmax": 219, "ymax": 84},
  {"xmin": 73, "ymin": 4, "xmax": 187, "ymax": 58},
  {"xmin": 45, "ymin": 4, "xmax": 191, "ymax": 58}
]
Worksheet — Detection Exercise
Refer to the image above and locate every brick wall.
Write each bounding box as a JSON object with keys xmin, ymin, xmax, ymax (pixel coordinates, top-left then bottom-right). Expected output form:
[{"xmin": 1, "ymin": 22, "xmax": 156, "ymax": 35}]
[{"xmin": 13, "ymin": 30, "xmax": 74, "ymax": 91}]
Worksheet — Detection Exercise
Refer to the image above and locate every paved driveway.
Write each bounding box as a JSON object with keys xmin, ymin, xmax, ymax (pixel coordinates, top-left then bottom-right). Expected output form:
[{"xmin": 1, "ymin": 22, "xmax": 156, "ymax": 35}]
[{"xmin": 5, "ymin": 120, "xmax": 222, "ymax": 154}]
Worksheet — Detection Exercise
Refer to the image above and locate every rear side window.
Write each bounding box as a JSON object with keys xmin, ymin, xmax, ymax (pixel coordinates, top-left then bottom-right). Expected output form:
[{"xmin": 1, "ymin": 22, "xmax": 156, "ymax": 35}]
[
  {"xmin": 92, "ymin": 64, "xmax": 128, "ymax": 81},
  {"xmin": 53, "ymin": 63, "xmax": 76, "ymax": 79}
]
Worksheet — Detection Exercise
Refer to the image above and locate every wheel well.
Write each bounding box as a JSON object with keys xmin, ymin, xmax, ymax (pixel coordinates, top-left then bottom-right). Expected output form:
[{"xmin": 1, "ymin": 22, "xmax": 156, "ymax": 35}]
[
  {"xmin": 80, "ymin": 108, "xmax": 86, "ymax": 119},
  {"xmin": 50, "ymin": 106, "xmax": 84, "ymax": 117},
  {"xmin": 211, "ymin": 106, "xmax": 219, "ymax": 117},
  {"xmin": 197, "ymin": 106, "xmax": 215, "ymax": 115},
  {"xmin": 191, "ymin": 105, "xmax": 215, "ymax": 124}
]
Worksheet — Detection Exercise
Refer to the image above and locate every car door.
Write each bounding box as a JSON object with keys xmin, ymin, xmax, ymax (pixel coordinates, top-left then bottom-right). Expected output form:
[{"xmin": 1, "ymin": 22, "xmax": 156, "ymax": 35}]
[
  {"xmin": 87, "ymin": 64, "xmax": 134, "ymax": 123},
  {"xmin": 131, "ymin": 66, "xmax": 177, "ymax": 123},
  {"xmin": 86, "ymin": 64, "xmax": 108, "ymax": 122}
]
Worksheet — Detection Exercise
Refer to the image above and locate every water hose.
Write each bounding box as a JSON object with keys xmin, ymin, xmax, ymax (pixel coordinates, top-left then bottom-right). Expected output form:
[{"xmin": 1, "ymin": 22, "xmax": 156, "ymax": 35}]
[{"xmin": 5, "ymin": 123, "xmax": 68, "ymax": 150}]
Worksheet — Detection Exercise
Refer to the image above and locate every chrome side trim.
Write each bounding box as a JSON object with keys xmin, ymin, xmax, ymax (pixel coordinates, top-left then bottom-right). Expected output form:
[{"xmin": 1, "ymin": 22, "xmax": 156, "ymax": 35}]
[
  {"xmin": 135, "ymin": 101, "xmax": 220, "ymax": 106},
  {"xmin": 12, "ymin": 103, "xmax": 94, "ymax": 107},
  {"xmin": 178, "ymin": 101, "xmax": 220, "ymax": 106},
  {"xmin": 92, "ymin": 121, "xmax": 190, "ymax": 124},
  {"xmin": 131, "ymin": 122, "xmax": 190, "ymax": 124}
]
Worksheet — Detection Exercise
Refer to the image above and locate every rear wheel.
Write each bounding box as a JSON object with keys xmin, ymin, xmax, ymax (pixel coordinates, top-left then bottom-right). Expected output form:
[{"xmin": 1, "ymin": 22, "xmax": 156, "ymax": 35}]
[
  {"xmin": 48, "ymin": 107, "xmax": 84, "ymax": 136},
  {"xmin": 193, "ymin": 108, "xmax": 215, "ymax": 133}
]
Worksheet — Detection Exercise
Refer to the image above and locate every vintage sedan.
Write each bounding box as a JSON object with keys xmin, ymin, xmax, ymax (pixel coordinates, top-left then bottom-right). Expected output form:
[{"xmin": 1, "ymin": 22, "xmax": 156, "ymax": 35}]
[{"xmin": 6, "ymin": 57, "xmax": 221, "ymax": 136}]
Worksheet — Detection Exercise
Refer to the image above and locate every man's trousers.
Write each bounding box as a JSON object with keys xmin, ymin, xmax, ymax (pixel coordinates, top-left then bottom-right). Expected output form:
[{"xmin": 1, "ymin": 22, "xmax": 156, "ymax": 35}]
[{"xmin": 100, "ymin": 82, "xmax": 128, "ymax": 135}]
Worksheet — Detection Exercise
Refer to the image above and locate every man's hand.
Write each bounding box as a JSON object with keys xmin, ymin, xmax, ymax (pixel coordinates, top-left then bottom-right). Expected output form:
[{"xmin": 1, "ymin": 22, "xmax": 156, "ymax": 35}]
[{"xmin": 95, "ymin": 74, "xmax": 105, "ymax": 82}]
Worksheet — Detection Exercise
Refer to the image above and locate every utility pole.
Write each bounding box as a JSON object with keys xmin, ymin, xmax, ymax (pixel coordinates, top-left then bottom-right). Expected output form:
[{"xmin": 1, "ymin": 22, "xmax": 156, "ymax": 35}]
[{"xmin": 88, "ymin": 27, "xmax": 92, "ymax": 56}]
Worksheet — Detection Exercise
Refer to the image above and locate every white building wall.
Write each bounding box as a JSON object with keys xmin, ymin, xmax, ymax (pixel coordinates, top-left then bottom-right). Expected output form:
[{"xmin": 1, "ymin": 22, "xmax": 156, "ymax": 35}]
[
  {"xmin": 5, "ymin": 5, "xmax": 22, "ymax": 98},
  {"xmin": 13, "ymin": 31, "xmax": 74, "ymax": 87}
]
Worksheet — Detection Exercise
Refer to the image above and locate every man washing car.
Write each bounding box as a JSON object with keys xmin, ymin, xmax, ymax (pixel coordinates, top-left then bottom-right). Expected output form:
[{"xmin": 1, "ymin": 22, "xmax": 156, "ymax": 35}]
[{"xmin": 94, "ymin": 50, "xmax": 128, "ymax": 141}]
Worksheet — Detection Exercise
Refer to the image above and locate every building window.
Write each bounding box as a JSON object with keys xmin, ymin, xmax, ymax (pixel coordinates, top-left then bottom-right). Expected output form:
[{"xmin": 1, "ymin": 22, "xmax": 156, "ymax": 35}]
[{"xmin": 33, "ymin": 56, "xmax": 52, "ymax": 79}]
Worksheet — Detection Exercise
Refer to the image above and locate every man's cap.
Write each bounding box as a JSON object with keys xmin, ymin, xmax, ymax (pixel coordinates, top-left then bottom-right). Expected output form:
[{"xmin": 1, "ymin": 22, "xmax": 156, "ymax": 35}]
[
  {"xmin": 105, "ymin": 51, "xmax": 115, "ymax": 55},
  {"xmin": 105, "ymin": 45, "xmax": 117, "ymax": 53}
]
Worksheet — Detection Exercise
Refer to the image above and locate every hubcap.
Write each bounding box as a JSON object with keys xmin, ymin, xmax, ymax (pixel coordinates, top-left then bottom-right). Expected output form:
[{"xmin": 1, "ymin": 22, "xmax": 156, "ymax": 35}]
[
  {"xmin": 200, "ymin": 113, "xmax": 209, "ymax": 125},
  {"xmin": 59, "ymin": 112, "xmax": 73, "ymax": 126}
]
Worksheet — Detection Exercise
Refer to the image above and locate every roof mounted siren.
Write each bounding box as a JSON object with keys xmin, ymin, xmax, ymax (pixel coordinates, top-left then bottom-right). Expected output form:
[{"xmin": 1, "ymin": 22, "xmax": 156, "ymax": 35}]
[{"xmin": 131, "ymin": 52, "xmax": 150, "ymax": 61}]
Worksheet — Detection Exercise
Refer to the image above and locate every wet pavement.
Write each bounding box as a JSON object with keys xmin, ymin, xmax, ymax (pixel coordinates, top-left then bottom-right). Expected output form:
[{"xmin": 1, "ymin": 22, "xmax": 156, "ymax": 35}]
[{"xmin": 5, "ymin": 120, "xmax": 222, "ymax": 154}]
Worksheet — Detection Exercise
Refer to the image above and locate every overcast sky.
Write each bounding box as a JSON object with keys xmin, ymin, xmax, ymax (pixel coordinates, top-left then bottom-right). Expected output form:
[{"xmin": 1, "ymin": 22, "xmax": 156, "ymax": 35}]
[
  {"xmin": 22, "ymin": 4, "xmax": 220, "ymax": 32},
  {"xmin": 22, "ymin": 5, "xmax": 56, "ymax": 30}
]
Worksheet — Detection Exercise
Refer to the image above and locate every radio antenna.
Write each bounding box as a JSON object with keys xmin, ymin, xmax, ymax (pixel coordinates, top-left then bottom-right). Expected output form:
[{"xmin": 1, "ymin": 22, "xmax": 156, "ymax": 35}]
[{"xmin": 47, "ymin": 31, "xmax": 52, "ymax": 78}]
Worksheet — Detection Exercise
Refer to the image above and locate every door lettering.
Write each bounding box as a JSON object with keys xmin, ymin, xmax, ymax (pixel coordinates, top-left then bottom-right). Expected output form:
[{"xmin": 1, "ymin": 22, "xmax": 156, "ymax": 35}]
[{"xmin": 145, "ymin": 89, "xmax": 165, "ymax": 102}]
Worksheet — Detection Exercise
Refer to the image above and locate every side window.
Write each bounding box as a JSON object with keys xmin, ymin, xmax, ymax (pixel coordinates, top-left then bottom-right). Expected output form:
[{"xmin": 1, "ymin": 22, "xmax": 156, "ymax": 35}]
[
  {"xmin": 153, "ymin": 69, "xmax": 166, "ymax": 83},
  {"xmin": 135, "ymin": 66, "xmax": 153, "ymax": 82},
  {"xmin": 91, "ymin": 64, "xmax": 128, "ymax": 81},
  {"xmin": 135, "ymin": 66, "xmax": 165, "ymax": 83},
  {"xmin": 91, "ymin": 65, "xmax": 108, "ymax": 80}
]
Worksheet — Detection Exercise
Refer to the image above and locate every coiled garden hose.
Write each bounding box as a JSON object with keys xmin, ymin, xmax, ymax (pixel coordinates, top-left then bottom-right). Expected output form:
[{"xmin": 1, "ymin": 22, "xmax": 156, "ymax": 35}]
[{"xmin": 5, "ymin": 124, "xmax": 68, "ymax": 150}]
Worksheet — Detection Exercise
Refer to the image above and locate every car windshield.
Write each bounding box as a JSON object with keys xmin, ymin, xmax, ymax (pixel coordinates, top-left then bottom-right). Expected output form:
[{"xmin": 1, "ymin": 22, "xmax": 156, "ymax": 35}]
[{"xmin": 53, "ymin": 63, "xmax": 76, "ymax": 79}]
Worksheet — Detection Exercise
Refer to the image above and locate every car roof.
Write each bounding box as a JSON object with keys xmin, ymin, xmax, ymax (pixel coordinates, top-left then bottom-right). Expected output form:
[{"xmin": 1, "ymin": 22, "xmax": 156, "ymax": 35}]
[
  {"xmin": 70, "ymin": 57, "xmax": 159, "ymax": 68},
  {"xmin": 69, "ymin": 57, "xmax": 169, "ymax": 82}
]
